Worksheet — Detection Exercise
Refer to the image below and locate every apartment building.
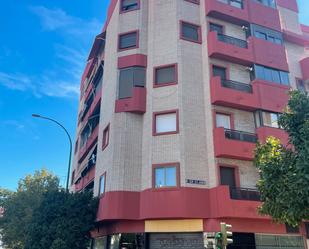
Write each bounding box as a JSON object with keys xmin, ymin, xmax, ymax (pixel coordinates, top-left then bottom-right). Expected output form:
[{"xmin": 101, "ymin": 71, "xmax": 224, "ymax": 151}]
[{"xmin": 71, "ymin": 0, "xmax": 309, "ymax": 248}]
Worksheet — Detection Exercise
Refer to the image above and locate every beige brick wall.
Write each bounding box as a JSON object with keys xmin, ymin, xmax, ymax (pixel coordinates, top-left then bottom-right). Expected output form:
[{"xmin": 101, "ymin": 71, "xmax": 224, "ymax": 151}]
[{"xmin": 278, "ymin": 6, "xmax": 302, "ymax": 34}]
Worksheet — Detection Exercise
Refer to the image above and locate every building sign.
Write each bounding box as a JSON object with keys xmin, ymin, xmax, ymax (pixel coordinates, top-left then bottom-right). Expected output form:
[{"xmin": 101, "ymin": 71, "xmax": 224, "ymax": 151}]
[{"xmin": 186, "ymin": 179, "xmax": 206, "ymax": 185}]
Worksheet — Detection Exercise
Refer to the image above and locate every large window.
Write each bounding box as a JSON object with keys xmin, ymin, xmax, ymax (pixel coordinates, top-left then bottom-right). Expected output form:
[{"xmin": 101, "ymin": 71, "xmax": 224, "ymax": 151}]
[
  {"xmin": 99, "ymin": 174, "xmax": 106, "ymax": 196},
  {"xmin": 220, "ymin": 166, "xmax": 237, "ymax": 188},
  {"xmin": 216, "ymin": 113, "xmax": 231, "ymax": 129},
  {"xmin": 120, "ymin": 0, "xmax": 139, "ymax": 12},
  {"xmin": 154, "ymin": 165, "xmax": 178, "ymax": 188},
  {"xmin": 251, "ymin": 24, "xmax": 283, "ymax": 45},
  {"xmin": 118, "ymin": 67, "xmax": 146, "ymax": 99},
  {"xmin": 255, "ymin": 111, "xmax": 280, "ymax": 128},
  {"xmin": 252, "ymin": 65, "xmax": 289, "ymax": 85},
  {"xmin": 154, "ymin": 64, "xmax": 177, "ymax": 86},
  {"xmin": 118, "ymin": 31, "xmax": 138, "ymax": 50},
  {"xmin": 255, "ymin": 235, "xmax": 304, "ymax": 249},
  {"xmin": 153, "ymin": 111, "xmax": 178, "ymax": 135},
  {"xmin": 180, "ymin": 21, "xmax": 201, "ymax": 43},
  {"xmin": 254, "ymin": 0, "xmax": 276, "ymax": 8}
]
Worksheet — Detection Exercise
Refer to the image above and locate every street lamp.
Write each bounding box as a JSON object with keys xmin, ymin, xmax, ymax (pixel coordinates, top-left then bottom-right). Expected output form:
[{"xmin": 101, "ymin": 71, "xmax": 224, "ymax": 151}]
[{"xmin": 32, "ymin": 114, "xmax": 72, "ymax": 192}]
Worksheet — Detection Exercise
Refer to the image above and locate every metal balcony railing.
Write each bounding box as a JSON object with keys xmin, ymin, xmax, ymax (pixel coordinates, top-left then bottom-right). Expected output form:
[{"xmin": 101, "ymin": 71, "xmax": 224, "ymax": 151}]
[
  {"xmin": 230, "ymin": 187, "xmax": 261, "ymax": 201},
  {"xmin": 217, "ymin": 33, "xmax": 248, "ymax": 48},
  {"xmin": 224, "ymin": 129, "xmax": 258, "ymax": 143},
  {"xmin": 221, "ymin": 79, "xmax": 253, "ymax": 93},
  {"xmin": 218, "ymin": 0, "xmax": 244, "ymax": 9}
]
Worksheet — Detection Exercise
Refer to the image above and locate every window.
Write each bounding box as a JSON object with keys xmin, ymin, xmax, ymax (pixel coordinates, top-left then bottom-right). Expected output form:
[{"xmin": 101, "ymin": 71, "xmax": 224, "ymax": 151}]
[
  {"xmin": 118, "ymin": 31, "xmax": 138, "ymax": 50},
  {"xmin": 154, "ymin": 165, "xmax": 178, "ymax": 188},
  {"xmin": 285, "ymin": 224, "xmax": 299, "ymax": 234},
  {"xmin": 154, "ymin": 111, "xmax": 178, "ymax": 135},
  {"xmin": 212, "ymin": 65, "xmax": 227, "ymax": 79},
  {"xmin": 118, "ymin": 67, "xmax": 146, "ymax": 99},
  {"xmin": 209, "ymin": 23, "xmax": 224, "ymax": 34},
  {"xmin": 180, "ymin": 21, "xmax": 201, "ymax": 43},
  {"xmin": 305, "ymin": 223, "xmax": 309, "ymax": 239},
  {"xmin": 120, "ymin": 0, "xmax": 139, "ymax": 12},
  {"xmin": 255, "ymin": 0, "xmax": 276, "ymax": 8},
  {"xmin": 154, "ymin": 64, "xmax": 177, "ymax": 86},
  {"xmin": 218, "ymin": 0, "xmax": 243, "ymax": 9},
  {"xmin": 71, "ymin": 170, "xmax": 75, "ymax": 185},
  {"xmin": 251, "ymin": 24, "xmax": 283, "ymax": 45},
  {"xmin": 74, "ymin": 139, "xmax": 79, "ymax": 154},
  {"xmin": 91, "ymin": 237, "xmax": 107, "ymax": 249},
  {"xmin": 102, "ymin": 124, "xmax": 110, "ymax": 150},
  {"xmin": 255, "ymin": 111, "xmax": 280, "ymax": 128},
  {"xmin": 253, "ymin": 65, "xmax": 289, "ymax": 85},
  {"xmin": 296, "ymin": 78, "xmax": 306, "ymax": 92},
  {"xmin": 220, "ymin": 166, "xmax": 236, "ymax": 188},
  {"xmin": 184, "ymin": 0, "xmax": 200, "ymax": 4},
  {"xmin": 216, "ymin": 113, "xmax": 231, "ymax": 129},
  {"xmin": 99, "ymin": 174, "xmax": 106, "ymax": 196}
]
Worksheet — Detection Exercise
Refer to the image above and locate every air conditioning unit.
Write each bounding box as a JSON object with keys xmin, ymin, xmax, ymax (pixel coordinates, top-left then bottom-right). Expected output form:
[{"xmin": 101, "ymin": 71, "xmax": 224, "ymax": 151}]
[{"xmin": 245, "ymin": 67, "xmax": 253, "ymax": 72}]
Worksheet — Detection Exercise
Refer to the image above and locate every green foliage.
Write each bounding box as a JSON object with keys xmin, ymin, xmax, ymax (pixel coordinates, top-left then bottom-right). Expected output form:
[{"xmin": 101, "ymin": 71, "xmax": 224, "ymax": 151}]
[
  {"xmin": 25, "ymin": 190, "xmax": 98, "ymax": 249},
  {"xmin": 254, "ymin": 91, "xmax": 309, "ymax": 226},
  {"xmin": 0, "ymin": 169, "xmax": 98, "ymax": 249}
]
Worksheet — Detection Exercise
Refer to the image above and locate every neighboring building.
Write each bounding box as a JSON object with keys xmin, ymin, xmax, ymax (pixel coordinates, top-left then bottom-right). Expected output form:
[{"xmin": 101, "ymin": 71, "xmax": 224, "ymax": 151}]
[{"xmin": 71, "ymin": 0, "xmax": 309, "ymax": 248}]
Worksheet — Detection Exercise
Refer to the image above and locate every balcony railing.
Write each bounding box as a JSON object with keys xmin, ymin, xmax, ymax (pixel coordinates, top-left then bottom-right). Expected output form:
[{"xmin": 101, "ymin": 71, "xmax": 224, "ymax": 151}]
[
  {"xmin": 224, "ymin": 129, "xmax": 258, "ymax": 143},
  {"xmin": 217, "ymin": 33, "xmax": 248, "ymax": 48},
  {"xmin": 218, "ymin": 0, "xmax": 244, "ymax": 9},
  {"xmin": 230, "ymin": 187, "xmax": 261, "ymax": 201},
  {"xmin": 221, "ymin": 79, "xmax": 253, "ymax": 93}
]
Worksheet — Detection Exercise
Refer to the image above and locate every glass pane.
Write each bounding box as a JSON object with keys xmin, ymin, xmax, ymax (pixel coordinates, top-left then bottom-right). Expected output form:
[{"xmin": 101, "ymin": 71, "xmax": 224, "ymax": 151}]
[
  {"xmin": 210, "ymin": 23, "xmax": 224, "ymax": 34},
  {"xmin": 271, "ymin": 69, "xmax": 280, "ymax": 83},
  {"xmin": 216, "ymin": 114, "xmax": 231, "ymax": 129},
  {"xmin": 109, "ymin": 235, "xmax": 120, "ymax": 249},
  {"xmin": 155, "ymin": 66, "xmax": 175, "ymax": 84},
  {"xmin": 93, "ymin": 237, "xmax": 107, "ymax": 249},
  {"xmin": 133, "ymin": 67, "xmax": 146, "ymax": 87},
  {"xmin": 255, "ymin": 31, "xmax": 267, "ymax": 40},
  {"xmin": 264, "ymin": 67, "xmax": 272, "ymax": 81},
  {"xmin": 122, "ymin": 0, "xmax": 138, "ymax": 11},
  {"xmin": 119, "ymin": 68, "xmax": 134, "ymax": 99},
  {"xmin": 255, "ymin": 111, "xmax": 261, "ymax": 127},
  {"xmin": 262, "ymin": 112, "xmax": 279, "ymax": 128},
  {"xmin": 155, "ymin": 168, "xmax": 165, "ymax": 188},
  {"xmin": 165, "ymin": 167, "xmax": 177, "ymax": 187},
  {"xmin": 254, "ymin": 65, "xmax": 264, "ymax": 80},
  {"xmin": 99, "ymin": 175, "xmax": 105, "ymax": 195},
  {"xmin": 230, "ymin": 0, "xmax": 242, "ymax": 8},
  {"xmin": 274, "ymin": 38, "xmax": 282, "ymax": 45},
  {"xmin": 119, "ymin": 32, "xmax": 137, "ymax": 49},
  {"xmin": 280, "ymin": 71, "xmax": 290, "ymax": 85},
  {"xmin": 182, "ymin": 23, "xmax": 199, "ymax": 41},
  {"xmin": 156, "ymin": 113, "xmax": 177, "ymax": 133},
  {"xmin": 212, "ymin": 66, "xmax": 226, "ymax": 79}
]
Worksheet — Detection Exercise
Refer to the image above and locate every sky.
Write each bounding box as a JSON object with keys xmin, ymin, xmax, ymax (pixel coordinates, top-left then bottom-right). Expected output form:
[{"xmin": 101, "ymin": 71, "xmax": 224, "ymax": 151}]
[{"xmin": 0, "ymin": 0, "xmax": 308, "ymax": 191}]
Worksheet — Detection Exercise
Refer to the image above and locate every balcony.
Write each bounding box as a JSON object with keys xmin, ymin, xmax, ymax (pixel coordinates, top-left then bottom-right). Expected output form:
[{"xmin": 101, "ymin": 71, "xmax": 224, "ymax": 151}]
[
  {"xmin": 205, "ymin": 0, "xmax": 249, "ymax": 26},
  {"xmin": 252, "ymin": 37, "xmax": 289, "ymax": 71},
  {"xmin": 205, "ymin": 0, "xmax": 281, "ymax": 31},
  {"xmin": 210, "ymin": 77, "xmax": 290, "ymax": 112},
  {"xmin": 208, "ymin": 31, "xmax": 254, "ymax": 66},
  {"xmin": 300, "ymin": 57, "xmax": 309, "ymax": 82},
  {"xmin": 257, "ymin": 126, "xmax": 289, "ymax": 145},
  {"xmin": 214, "ymin": 127, "xmax": 257, "ymax": 160},
  {"xmin": 230, "ymin": 187, "xmax": 260, "ymax": 201},
  {"xmin": 115, "ymin": 87, "xmax": 146, "ymax": 114},
  {"xmin": 78, "ymin": 125, "xmax": 99, "ymax": 163}
]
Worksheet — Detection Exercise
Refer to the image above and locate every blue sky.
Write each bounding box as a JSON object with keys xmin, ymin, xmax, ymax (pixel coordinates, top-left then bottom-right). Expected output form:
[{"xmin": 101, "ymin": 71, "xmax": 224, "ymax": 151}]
[{"xmin": 0, "ymin": 0, "xmax": 308, "ymax": 190}]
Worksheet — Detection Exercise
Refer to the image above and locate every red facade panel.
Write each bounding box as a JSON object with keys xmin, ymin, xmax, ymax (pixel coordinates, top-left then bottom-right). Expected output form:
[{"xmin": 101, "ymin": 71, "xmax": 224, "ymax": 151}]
[
  {"xmin": 276, "ymin": 0, "xmax": 299, "ymax": 12},
  {"xmin": 213, "ymin": 127, "xmax": 256, "ymax": 160},
  {"xmin": 115, "ymin": 87, "xmax": 146, "ymax": 114},
  {"xmin": 257, "ymin": 126, "xmax": 289, "ymax": 145},
  {"xmin": 300, "ymin": 57, "xmax": 309, "ymax": 81}
]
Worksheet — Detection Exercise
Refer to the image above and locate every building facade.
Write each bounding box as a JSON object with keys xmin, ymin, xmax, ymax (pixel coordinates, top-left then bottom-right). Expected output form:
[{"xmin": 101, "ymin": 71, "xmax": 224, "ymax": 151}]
[{"xmin": 71, "ymin": 0, "xmax": 309, "ymax": 248}]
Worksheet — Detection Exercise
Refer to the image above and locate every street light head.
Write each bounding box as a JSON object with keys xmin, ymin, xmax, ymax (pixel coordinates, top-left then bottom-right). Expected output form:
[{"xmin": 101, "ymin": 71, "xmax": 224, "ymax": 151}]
[{"xmin": 32, "ymin": 114, "xmax": 41, "ymax": 118}]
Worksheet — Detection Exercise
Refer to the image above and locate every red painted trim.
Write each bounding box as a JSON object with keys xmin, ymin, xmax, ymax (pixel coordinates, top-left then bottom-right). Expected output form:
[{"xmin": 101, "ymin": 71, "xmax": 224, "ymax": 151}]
[
  {"xmin": 118, "ymin": 30, "xmax": 140, "ymax": 52},
  {"xmin": 213, "ymin": 110, "xmax": 235, "ymax": 130},
  {"xmin": 115, "ymin": 87, "xmax": 147, "ymax": 114},
  {"xmin": 152, "ymin": 163, "xmax": 181, "ymax": 190},
  {"xmin": 102, "ymin": 0, "xmax": 118, "ymax": 32},
  {"xmin": 153, "ymin": 63, "xmax": 178, "ymax": 88},
  {"xmin": 184, "ymin": 0, "xmax": 200, "ymax": 4},
  {"xmin": 300, "ymin": 57, "xmax": 309, "ymax": 81},
  {"xmin": 117, "ymin": 54, "xmax": 147, "ymax": 69},
  {"xmin": 99, "ymin": 172, "xmax": 107, "ymax": 197},
  {"xmin": 152, "ymin": 109, "xmax": 180, "ymax": 136},
  {"xmin": 283, "ymin": 30, "xmax": 309, "ymax": 47},
  {"xmin": 276, "ymin": 0, "xmax": 299, "ymax": 12},
  {"xmin": 217, "ymin": 164, "xmax": 241, "ymax": 188},
  {"xmin": 301, "ymin": 24, "xmax": 309, "ymax": 34},
  {"xmin": 179, "ymin": 20, "xmax": 202, "ymax": 44},
  {"xmin": 102, "ymin": 124, "xmax": 110, "ymax": 151},
  {"xmin": 119, "ymin": 0, "xmax": 141, "ymax": 14}
]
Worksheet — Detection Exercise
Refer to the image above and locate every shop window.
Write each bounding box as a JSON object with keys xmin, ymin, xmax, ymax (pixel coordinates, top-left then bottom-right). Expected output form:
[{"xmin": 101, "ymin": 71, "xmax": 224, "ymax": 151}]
[
  {"xmin": 153, "ymin": 111, "xmax": 178, "ymax": 135},
  {"xmin": 216, "ymin": 113, "xmax": 232, "ymax": 129},
  {"xmin": 154, "ymin": 64, "xmax": 177, "ymax": 86},
  {"xmin": 118, "ymin": 31, "xmax": 138, "ymax": 50},
  {"xmin": 120, "ymin": 0, "xmax": 139, "ymax": 12},
  {"xmin": 180, "ymin": 21, "xmax": 201, "ymax": 43},
  {"xmin": 154, "ymin": 165, "xmax": 178, "ymax": 188}
]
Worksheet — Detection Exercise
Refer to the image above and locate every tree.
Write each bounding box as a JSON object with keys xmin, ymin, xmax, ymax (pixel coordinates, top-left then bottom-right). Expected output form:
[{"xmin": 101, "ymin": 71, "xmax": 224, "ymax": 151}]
[
  {"xmin": 25, "ymin": 190, "xmax": 98, "ymax": 249},
  {"xmin": 254, "ymin": 91, "xmax": 309, "ymax": 226}
]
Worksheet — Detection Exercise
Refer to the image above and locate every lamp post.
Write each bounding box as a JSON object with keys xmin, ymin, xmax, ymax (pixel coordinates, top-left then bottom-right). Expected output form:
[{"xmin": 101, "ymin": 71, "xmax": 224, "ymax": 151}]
[{"xmin": 32, "ymin": 114, "xmax": 72, "ymax": 192}]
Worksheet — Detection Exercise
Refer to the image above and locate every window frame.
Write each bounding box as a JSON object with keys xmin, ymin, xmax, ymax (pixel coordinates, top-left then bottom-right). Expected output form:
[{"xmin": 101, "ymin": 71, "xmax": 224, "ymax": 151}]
[
  {"xmin": 218, "ymin": 164, "xmax": 241, "ymax": 188},
  {"xmin": 184, "ymin": 0, "xmax": 200, "ymax": 4},
  {"xmin": 102, "ymin": 124, "xmax": 110, "ymax": 151},
  {"xmin": 153, "ymin": 63, "xmax": 178, "ymax": 87},
  {"xmin": 120, "ymin": 0, "xmax": 140, "ymax": 13},
  {"xmin": 208, "ymin": 22, "xmax": 225, "ymax": 35},
  {"xmin": 180, "ymin": 21, "xmax": 202, "ymax": 44},
  {"xmin": 215, "ymin": 111, "xmax": 235, "ymax": 130},
  {"xmin": 153, "ymin": 110, "xmax": 179, "ymax": 136},
  {"xmin": 152, "ymin": 163, "xmax": 180, "ymax": 190},
  {"xmin": 118, "ymin": 30, "xmax": 139, "ymax": 51},
  {"xmin": 99, "ymin": 173, "xmax": 106, "ymax": 197}
]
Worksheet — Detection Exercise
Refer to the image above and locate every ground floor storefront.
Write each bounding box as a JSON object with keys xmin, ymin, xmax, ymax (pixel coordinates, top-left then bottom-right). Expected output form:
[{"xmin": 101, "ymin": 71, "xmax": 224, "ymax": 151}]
[{"xmin": 90, "ymin": 219, "xmax": 309, "ymax": 249}]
